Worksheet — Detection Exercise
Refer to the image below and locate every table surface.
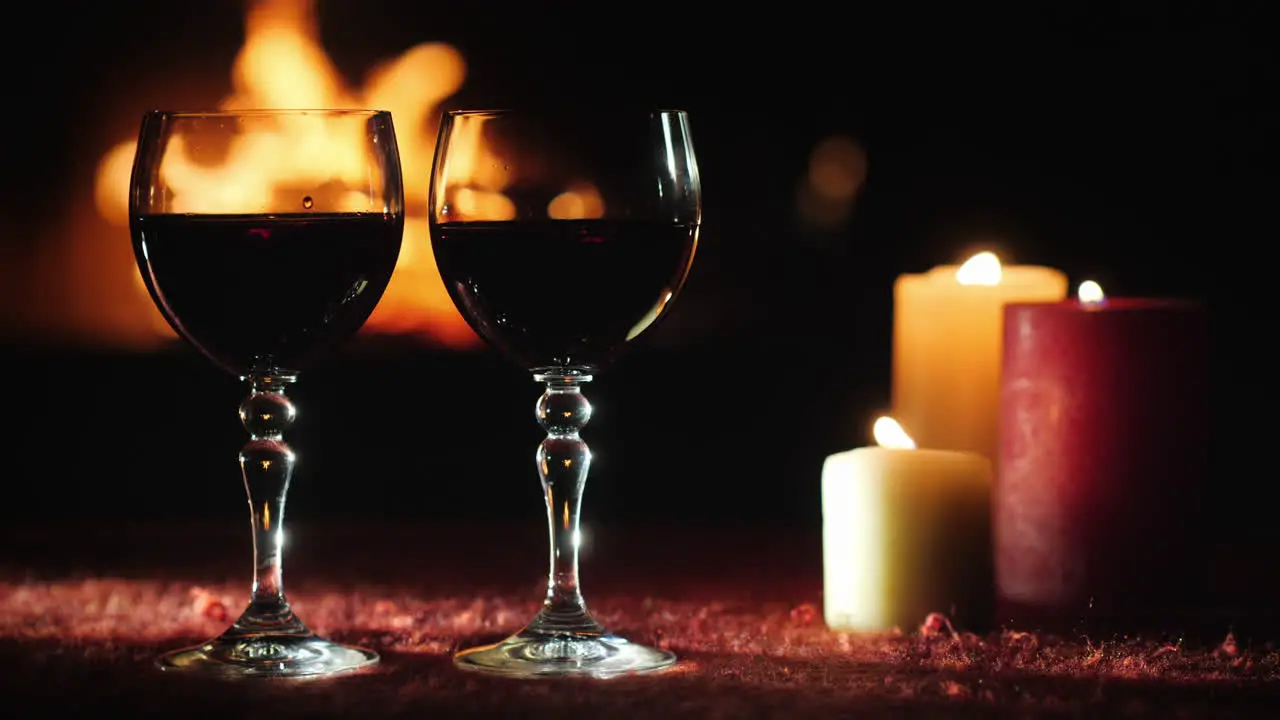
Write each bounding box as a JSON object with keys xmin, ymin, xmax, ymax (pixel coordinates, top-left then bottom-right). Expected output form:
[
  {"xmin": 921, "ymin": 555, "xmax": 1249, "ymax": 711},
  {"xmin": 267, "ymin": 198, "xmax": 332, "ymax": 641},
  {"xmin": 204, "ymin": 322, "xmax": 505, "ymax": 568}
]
[{"xmin": 1, "ymin": 521, "xmax": 1277, "ymax": 718}]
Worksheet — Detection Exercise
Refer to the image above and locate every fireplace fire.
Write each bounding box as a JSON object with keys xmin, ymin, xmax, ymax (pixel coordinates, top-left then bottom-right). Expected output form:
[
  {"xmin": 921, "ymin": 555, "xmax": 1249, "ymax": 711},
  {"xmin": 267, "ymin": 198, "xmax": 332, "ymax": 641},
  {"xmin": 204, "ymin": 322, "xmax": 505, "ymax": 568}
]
[
  {"xmin": 11, "ymin": 0, "xmax": 496, "ymax": 351},
  {"xmin": 3, "ymin": 0, "xmax": 611, "ymax": 351}
]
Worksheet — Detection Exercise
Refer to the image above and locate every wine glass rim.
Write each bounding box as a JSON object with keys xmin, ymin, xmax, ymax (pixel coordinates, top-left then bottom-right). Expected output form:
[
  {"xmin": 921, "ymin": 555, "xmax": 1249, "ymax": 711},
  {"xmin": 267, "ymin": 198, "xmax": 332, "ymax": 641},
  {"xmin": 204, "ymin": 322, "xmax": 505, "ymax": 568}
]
[
  {"xmin": 145, "ymin": 109, "xmax": 391, "ymax": 119},
  {"xmin": 444, "ymin": 108, "xmax": 690, "ymax": 118}
]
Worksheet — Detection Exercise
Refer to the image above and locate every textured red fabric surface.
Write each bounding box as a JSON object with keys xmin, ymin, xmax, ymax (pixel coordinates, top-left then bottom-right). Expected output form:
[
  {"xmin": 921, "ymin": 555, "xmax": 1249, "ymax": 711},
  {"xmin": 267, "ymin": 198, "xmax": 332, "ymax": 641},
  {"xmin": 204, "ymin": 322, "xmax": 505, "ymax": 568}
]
[{"xmin": 1, "ymin": 523, "xmax": 1277, "ymax": 718}]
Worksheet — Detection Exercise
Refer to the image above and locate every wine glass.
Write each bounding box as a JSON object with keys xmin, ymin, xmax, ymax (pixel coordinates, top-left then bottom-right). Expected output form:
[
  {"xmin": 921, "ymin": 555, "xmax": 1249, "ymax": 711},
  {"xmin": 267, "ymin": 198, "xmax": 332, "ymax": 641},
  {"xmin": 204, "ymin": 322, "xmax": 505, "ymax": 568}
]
[
  {"xmin": 428, "ymin": 108, "xmax": 701, "ymax": 678},
  {"xmin": 129, "ymin": 109, "xmax": 404, "ymax": 676}
]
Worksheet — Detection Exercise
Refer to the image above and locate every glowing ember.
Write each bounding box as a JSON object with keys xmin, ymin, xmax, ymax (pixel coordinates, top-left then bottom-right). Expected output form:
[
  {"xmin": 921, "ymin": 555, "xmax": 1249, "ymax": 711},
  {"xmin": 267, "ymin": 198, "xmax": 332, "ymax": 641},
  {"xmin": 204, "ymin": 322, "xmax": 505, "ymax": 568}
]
[{"xmin": 86, "ymin": 0, "xmax": 487, "ymax": 349}]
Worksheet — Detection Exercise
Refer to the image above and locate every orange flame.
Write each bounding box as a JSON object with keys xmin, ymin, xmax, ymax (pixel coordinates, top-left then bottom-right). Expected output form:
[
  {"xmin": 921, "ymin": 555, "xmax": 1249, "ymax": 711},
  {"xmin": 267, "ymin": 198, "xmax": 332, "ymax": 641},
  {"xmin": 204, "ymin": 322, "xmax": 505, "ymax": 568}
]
[
  {"xmin": 89, "ymin": 0, "xmax": 487, "ymax": 349},
  {"xmin": 871, "ymin": 416, "xmax": 916, "ymax": 450}
]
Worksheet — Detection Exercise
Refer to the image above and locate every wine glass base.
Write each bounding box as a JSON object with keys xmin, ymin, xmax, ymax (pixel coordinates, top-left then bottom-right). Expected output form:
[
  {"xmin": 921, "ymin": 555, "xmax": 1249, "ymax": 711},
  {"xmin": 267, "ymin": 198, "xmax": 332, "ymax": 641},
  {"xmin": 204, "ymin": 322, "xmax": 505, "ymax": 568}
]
[
  {"xmin": 454, "ymin": 630, "xmax": 676, "ymax": 679},
  {"xmin": 156, "ymin": 633, "xmax": 379, "ymax": 678}
]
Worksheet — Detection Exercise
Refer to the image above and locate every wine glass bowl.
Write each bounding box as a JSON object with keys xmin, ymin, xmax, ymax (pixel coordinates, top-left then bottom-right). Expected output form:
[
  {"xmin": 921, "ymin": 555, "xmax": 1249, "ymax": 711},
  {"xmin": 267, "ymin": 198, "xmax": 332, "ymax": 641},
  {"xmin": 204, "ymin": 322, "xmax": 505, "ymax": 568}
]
[
  {"xmin": 429, "ymin": 108, "xmax": 701, "ymax": 678},
  {"xmin": 132, "ymin": 110, "xmax": 404, "ymax": 377},
  {"xmin": 130, "ymin": 109, "xmax": 404, "ymax": 677},
  {"xmin": 430, "ymin": 109, "xmax": 700, "ymax": 375}
]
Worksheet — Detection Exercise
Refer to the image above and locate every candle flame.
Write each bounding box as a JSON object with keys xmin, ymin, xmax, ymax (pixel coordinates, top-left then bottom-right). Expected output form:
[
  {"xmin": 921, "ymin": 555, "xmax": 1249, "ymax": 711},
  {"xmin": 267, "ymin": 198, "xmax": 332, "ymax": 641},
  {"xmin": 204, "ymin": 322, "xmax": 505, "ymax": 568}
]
[
  {"xmin": 1077, "ymin": 280, "xmax": 1105, "ymax": 304},
  {"xmin": 873, "ymin": 416, "xmax": 917, "ymax": 450},
  {"xmin": 956, "ymin": 252, "xmax": 1003, "ymax": 286}
]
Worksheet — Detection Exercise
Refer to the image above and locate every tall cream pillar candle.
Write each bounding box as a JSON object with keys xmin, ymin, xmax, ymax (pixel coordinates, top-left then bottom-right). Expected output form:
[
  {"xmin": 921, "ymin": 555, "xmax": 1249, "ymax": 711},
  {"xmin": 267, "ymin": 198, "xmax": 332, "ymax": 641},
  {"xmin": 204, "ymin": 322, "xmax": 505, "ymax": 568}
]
[{"xmin": 891, "ymin": 252, "xmax": 1067, "ymax": 462}]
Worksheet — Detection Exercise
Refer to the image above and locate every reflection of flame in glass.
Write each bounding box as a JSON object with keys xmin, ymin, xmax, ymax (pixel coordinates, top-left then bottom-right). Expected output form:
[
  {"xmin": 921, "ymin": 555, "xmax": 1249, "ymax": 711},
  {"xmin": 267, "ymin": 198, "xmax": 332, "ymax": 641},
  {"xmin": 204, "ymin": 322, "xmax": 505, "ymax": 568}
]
[
  {"xmin": 624, "ymin": 290, "xmax": 673, "ymax": 342},
  {"xmin": 955, "ymin": 251, "xmax": 1003, "ymax": 286},
  {"xmin": 548, "ymin": 183, "xmax": 606, "ymax": 220},
  {"xmin": 92, "ymin": 0, "xmax": 484, "ymax": 347}
]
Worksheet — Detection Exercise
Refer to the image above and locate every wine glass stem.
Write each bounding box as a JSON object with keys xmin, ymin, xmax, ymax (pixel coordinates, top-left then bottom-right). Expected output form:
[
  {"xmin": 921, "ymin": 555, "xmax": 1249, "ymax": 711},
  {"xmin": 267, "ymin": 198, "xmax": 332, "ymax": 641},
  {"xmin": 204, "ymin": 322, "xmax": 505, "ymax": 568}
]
[
  {"xmin": 239, "ymin": 374, "xmax": 299, "ymax": 613},
  {"xmin": 529, "ymin": 373, "xmax": 602, "ymax": 635}
]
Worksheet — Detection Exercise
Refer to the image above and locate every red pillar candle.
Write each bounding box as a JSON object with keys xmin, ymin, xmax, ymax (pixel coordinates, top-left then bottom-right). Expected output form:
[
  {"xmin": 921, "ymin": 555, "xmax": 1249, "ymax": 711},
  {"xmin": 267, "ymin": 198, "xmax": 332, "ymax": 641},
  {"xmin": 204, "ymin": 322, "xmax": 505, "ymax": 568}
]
[{"xmin": 995, "ymin": 283, "xmax": 1211, "ymax": 634}]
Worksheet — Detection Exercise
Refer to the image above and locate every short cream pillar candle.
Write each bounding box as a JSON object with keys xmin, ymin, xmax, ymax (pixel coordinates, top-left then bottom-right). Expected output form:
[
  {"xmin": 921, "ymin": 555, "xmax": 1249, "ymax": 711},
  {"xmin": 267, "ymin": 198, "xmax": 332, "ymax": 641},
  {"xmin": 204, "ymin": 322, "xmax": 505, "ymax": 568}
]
[{"xmin": 823, "ymin": 417, "xmax": 994, "ymax": 632}]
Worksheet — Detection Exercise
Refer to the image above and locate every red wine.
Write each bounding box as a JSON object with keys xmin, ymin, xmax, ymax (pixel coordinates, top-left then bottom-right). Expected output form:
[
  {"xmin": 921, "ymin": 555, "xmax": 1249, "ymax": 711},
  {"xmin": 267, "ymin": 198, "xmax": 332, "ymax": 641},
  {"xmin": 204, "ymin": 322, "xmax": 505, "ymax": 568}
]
[
  {"xmin": 431, "ymin": 219, "xmax": 698, "ymax": 372},
  {"xmin": 132, "ymin": 213, "xmax": 403, "ymax": 376}
]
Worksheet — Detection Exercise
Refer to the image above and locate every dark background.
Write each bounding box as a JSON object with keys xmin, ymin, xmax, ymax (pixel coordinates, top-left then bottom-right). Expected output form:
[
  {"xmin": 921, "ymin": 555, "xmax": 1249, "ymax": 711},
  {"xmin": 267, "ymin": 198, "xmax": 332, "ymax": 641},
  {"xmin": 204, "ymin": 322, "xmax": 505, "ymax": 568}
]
[{"xmin": 0, "ymin": 2, "xmax": 1260, "ymax": 538}]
